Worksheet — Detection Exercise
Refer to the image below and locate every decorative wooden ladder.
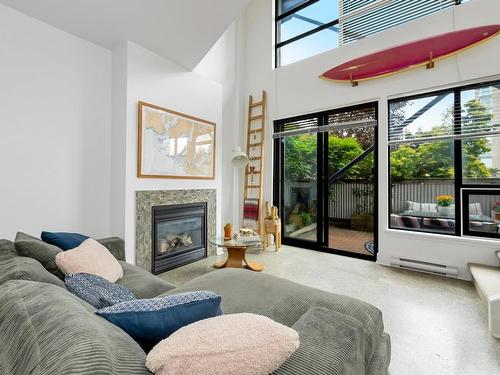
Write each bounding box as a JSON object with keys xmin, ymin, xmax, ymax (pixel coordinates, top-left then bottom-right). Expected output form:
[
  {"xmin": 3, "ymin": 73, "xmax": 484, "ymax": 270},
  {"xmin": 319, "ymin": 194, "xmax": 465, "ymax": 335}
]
[{"xmin": 243, "ymin": 90, "xmax": 267, "ymax": 235}]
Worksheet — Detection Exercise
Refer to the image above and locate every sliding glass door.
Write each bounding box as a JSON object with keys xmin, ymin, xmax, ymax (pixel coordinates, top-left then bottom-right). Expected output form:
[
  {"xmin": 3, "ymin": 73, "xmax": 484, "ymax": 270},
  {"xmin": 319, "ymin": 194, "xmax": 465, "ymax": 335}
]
[
  {"xmin": 274, "ymin": 102, "xmax": 378, "ymax": 260},
  {"xmin": 326, "ymin": 123, "xmax": 376, "ymax": 256},
  {"xmin": 282, "ymin": 133, "xmax": 318, "ymax": 242}
]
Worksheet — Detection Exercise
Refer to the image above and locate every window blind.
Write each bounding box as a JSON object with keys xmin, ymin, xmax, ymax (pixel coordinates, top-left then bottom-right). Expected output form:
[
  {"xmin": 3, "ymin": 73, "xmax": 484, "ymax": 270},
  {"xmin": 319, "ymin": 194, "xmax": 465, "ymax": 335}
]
[
  {"xmin": 273, "ymin": 116, "xmax": 319, "ymax": 138},
  {"xmin": 388, "ymin": 83, "xmax": 500, "ymax": 145},
  {"xmin": 327, "ymin": 105, "xmax": 377, "ymax": 129},
  {"xmin": 339, "ymin": 0, "xmax": 456, "ymax": 45},
  {"xmin": 273, "ymin": 104, "xmax": 377, "ymax": 139}
]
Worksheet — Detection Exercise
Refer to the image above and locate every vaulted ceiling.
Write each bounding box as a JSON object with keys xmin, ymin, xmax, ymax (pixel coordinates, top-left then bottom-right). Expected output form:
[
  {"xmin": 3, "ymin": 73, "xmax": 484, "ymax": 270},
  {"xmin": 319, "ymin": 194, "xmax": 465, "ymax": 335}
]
[{"xmin": 0, "ymin": 0, "xmax": 251, "ymax": 70}]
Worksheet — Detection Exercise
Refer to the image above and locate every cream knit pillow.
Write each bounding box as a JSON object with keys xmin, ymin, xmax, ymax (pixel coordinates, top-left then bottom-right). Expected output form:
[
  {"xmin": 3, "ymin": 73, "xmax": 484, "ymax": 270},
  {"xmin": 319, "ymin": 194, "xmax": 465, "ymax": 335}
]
[
  {"xmin": 146, "ymin": 313, "xmax": 300, "ymax": 375},
  {"xmin": 55, "ymin": 238, "xmax": 123, "ymax": 282}
]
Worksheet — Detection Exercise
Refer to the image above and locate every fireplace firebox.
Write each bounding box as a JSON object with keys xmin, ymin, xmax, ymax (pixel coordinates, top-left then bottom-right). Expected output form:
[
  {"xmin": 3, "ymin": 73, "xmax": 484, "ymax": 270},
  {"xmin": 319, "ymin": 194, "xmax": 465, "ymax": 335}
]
[{"xmin": 151, "ymin": 202, "xmax": 207, "ymax": 274}]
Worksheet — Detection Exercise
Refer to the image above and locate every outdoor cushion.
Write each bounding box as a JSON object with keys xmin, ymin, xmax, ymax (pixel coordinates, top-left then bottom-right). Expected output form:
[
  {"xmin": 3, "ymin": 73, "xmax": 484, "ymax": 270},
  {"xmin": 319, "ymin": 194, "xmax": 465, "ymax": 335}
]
[
  {"xmin": 469, "ymin": 202, "xmax": 483, "ymax": 215},
  {"xmin": 118, "ymin": 261, "xmax": 177, "ymax": 299},
  {"xmin": 402, "ymin": 210, "xmax": 439, "ymax": 217},
  {"xmin": 41, "ymin": 231, "xmax": 88, "ymax": 250},
  {"xmin": 146, "ymin": 313, "xmax": 299, "ymax": 375},
  {"xmin": 55, "ymin": 238, "xmax": 123, "ymax": 282},
  {"xmin": 14, "ymin": 232, "xmax": 64, "ymax": 279},
  {"xmin": 65, "ymin": 273, "xmax": 135, "ymax": 309},
  {"xmin": 0, "ymin": 280, "xmax": 149, "ymax": 375},
  {"xmin": 405, "ymin": 201, "xmax": 437, "ymax": 213},
  {"xmin": 96, "ymin": 291, "xmax": 222, "ymax": 344},
  {"xmin": 391, "ymin": 213, "xmax": 422, "ymax": 229}
]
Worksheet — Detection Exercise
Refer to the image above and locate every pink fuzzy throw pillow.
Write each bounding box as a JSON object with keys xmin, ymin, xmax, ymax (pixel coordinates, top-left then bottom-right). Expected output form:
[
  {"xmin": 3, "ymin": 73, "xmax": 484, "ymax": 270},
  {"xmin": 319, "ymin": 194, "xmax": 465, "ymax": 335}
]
[
  {"xmin": 146, "ymin": 313, "xmax": 299, "ymax": 375},
  {"xmin": 55, "ymin": 238, "xmax": 123, "ymax": 282}
]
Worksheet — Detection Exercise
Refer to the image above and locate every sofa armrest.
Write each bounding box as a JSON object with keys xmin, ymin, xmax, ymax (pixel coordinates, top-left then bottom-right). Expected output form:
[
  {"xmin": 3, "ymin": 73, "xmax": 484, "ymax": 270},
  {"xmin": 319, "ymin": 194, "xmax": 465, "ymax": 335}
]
[{"xmin": 97, "ymin": 237, "xmax": 125, "ymax": 261}]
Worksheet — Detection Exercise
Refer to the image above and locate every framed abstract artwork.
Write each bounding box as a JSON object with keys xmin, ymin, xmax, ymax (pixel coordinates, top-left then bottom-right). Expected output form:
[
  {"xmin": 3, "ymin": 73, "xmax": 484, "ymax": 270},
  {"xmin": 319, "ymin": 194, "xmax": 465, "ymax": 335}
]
[{"xmin": 137, "ymin": 101, "xmax": 216, "ymax": 179}]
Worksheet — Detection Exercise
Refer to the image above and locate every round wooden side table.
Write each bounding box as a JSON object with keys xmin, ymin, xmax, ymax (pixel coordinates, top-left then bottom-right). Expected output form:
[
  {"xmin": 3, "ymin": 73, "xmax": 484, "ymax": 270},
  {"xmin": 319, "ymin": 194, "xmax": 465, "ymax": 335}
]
[{"xmin": 209, "ymin": 237, "xmax": 264, "ymax": 272}]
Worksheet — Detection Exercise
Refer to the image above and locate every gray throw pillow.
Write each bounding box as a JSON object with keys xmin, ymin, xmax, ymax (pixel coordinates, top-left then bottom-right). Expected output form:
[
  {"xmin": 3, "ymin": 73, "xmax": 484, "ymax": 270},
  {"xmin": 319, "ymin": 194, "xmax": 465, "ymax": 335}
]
[
  {"xmin": 65, "ymin": 273, "xmax": 135, "ymax": 309},
  {"xmin": 14, "ymin": 232, "xmax": 64, "ymax": 279},
  {"xmin": 0, "ymin": 256, "xmax": 66, "ymax": 288}
]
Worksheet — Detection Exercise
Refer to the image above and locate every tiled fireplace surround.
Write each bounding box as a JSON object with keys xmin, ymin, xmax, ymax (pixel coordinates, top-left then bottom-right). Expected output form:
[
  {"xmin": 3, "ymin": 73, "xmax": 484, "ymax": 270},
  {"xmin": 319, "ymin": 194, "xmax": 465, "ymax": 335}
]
[{"xmin": 135, "ymin": 189, "xmax": 217, "ymax": 272}]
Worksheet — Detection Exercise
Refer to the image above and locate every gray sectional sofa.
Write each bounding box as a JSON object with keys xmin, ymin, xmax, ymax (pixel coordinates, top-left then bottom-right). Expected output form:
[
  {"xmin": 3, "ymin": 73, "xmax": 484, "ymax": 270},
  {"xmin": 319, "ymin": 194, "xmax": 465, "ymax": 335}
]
[{"xmin": 0, "ymin": 237, "xmax": 390, "ymax": 374}]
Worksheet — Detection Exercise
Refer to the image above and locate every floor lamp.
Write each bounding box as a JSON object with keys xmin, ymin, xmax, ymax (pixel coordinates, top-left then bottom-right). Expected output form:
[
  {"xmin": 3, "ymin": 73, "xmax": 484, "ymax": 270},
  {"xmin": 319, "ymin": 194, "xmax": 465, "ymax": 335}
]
[{"xmin": 231, "ymin": 147, "xmax": 249, "ymax": 227}]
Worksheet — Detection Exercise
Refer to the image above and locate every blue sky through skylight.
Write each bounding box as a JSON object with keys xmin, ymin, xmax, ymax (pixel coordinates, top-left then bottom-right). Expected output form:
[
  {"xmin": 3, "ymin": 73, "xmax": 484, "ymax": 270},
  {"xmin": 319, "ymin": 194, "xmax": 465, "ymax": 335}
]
[{"xmin": 279, "ymin": 0, "xmax": 339, "ymax": 65}]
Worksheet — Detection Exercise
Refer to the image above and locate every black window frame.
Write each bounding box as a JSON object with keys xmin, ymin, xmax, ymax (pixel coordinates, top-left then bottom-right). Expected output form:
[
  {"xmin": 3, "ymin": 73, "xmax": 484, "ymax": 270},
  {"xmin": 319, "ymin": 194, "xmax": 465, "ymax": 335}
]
[
  {"xmin": 388, "ymin": 79, "xmax": 500, "ymax": 239},
  {"xmin": 273, "ymin": 101, "xmax": 379, "ymax": 262},
  {"xmin": 274, "ymin": 0, "xmax": 465, "ymax": 68},
  {"xmin": 463, "ymin": 189, "xmax": 500, "ymax": 239},
  {"xmin": 275, "ymin": 0, "xmax": 340, "ymax": 68}
]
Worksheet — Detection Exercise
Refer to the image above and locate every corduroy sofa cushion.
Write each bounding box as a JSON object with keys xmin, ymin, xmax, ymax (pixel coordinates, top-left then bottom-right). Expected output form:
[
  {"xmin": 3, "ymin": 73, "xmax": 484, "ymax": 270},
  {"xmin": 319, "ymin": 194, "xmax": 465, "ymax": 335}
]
[
  {"xmin": 14, "ymin": 232, "xmax": 64, "ymax": 279},
  {"xmin": 0, "ymin": 256, "xmax": 66, "ymax": 288},
  {"xmin": 0, "ymin": 280, "xmax": 149, "ymax": 375},
  {"xmin": 161, "ymin": 269, "xmax": 388, "ymax": 375},
  {"xmin": 118, "ymin": 261, "xmax": 177, "ymax": 299},
  {"xmin": 0, "ymin": 239, "xmax": 65, "ymax": 288},
  {"xmin": 0, "ymin": 239, "xmax": 17, "ymax": 260},
  {"xmin": 275, "ymin": 307, "xmax": 367, "ymax": 374}
]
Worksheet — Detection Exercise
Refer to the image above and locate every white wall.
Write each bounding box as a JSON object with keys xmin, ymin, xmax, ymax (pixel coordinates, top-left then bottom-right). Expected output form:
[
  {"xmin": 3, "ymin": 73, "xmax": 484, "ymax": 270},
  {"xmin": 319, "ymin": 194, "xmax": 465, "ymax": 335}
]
[
  {"xmin": 113, "ymin": 42, "xmax": 223, "ymax": 263},
  {"xmin": 195, "ymin": 19, "xmax": 248, "ymax": 227},
  {"xmin": 0, "ymin": 4, "xmax": 112, "ymax": 240},
  {"xmin": 240, "ymin": 0, "xmax": 500, "ymax": 279},
  {"xmin": 110, "ymin": 42, "xmax": 128, "ymax": 239}
]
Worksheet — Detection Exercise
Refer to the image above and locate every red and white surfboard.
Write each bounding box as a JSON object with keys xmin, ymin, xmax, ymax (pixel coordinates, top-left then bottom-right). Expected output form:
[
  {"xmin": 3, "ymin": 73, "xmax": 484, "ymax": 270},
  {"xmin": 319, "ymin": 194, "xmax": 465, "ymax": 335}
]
[{"xmin": 320, "ymin": 25, "xmax": 500, "ymax": 86}]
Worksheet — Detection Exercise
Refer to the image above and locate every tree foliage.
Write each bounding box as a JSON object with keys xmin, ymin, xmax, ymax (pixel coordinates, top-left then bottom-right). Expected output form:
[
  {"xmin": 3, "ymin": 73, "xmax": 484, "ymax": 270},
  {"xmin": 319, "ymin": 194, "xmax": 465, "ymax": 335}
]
[
  {"xmin": 284, "ymin": 135, "xmax": 317, "ymax": 181},
  {"xmin": 390, "ymin": 98, "xmax": 493, "ymax": 180},
  {"xmin": 283, "ymin": 98, "xmax": 494, "ymax": 182},
  {"xmin": 284, "ymin": 133, "xmax": 373, "ymax": 181},
  {"xmin": 328, "ymin": 135, "xmax": 373, "ymax": 180}
]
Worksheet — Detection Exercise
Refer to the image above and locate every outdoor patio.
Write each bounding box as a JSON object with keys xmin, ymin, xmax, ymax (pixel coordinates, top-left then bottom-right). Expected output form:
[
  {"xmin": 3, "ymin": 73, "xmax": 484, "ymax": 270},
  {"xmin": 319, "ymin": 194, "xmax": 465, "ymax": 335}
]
[{"xmin": 292, "ymin": 224, "xmax": 374, "ymax": 256}]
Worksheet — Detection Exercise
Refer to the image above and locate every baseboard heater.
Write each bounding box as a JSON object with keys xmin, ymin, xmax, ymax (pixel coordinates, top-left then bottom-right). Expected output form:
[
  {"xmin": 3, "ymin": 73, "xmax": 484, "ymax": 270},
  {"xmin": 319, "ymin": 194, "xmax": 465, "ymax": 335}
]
[{"xmin": 391, "ymin": 257, "xmax": 458, "ymax": 277}]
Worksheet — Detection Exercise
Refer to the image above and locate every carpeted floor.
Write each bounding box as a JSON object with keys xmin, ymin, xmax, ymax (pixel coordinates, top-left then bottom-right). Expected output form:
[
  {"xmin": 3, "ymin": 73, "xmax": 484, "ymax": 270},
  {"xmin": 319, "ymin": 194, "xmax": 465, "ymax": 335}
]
[{"xmin": 159, "ymin": 245, "xmax": 500, "ymax": 375}]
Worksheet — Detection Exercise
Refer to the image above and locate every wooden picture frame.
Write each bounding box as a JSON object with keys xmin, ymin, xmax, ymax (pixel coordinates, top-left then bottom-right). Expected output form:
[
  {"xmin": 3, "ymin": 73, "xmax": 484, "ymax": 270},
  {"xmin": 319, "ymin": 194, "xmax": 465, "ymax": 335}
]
[{"xmin": 137, "ymin": 101, "xmax": 216, "ymax": 180}]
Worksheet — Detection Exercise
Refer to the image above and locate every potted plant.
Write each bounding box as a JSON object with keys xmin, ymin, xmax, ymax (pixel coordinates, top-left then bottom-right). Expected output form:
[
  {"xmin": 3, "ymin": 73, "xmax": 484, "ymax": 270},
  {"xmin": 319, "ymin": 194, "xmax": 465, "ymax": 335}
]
[{"xmin": 436, "ymin": 195, "xmax": 454, "ymax": 217}]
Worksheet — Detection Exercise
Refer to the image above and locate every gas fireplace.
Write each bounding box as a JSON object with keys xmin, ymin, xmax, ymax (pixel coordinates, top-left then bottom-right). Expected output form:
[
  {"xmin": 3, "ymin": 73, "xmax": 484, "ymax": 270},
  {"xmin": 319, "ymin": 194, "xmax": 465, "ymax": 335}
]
[{"xmin": 151, "ymin": 202, "xmax": 207, "ymax": 274}]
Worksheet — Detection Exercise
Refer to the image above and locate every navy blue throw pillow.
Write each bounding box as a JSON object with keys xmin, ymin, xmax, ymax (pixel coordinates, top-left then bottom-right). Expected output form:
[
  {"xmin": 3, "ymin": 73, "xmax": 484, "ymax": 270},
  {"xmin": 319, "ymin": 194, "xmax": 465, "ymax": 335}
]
[
  {"xmin": 41, "ymin": 231, "xmax": 89, "ymax": 250},
  {"xmin": 65, "ymin": 273, "xmax": 135, "ymax": 309},
  {"xmin": 96, "ymin": 291, "xmax": 222, "ymax": 343}
]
